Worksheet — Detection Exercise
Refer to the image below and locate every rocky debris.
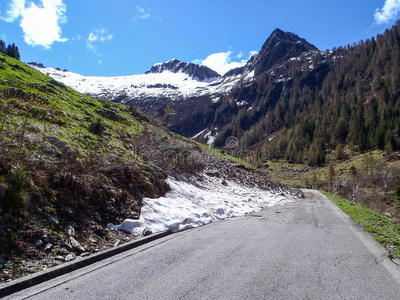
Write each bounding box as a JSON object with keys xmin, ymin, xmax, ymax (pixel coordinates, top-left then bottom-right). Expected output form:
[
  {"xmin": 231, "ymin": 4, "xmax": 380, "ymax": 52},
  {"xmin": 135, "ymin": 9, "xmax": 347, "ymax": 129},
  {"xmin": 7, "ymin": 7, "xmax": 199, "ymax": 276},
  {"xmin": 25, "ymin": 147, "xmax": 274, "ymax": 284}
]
[
  {"xmin": 65, "ymin": 225, "xmax": 76, "ymax": 236},
  {"xmin": 46, "ymin": 136, "xmax": 78, "ymax": 157},
  {"xmin": 65, "ymin": 253, "xmax": 76, "ymax": 262},
  {"xmin": 44, "ymin": 243, "xmax": 53, "ymax": 252},
  {"xmin": 69, "ymin": 237, "xmax": 85, "ymax": 253},
  {"xmin": 45, "ymin": 213, "xmax": 59, "ymax": 225}
]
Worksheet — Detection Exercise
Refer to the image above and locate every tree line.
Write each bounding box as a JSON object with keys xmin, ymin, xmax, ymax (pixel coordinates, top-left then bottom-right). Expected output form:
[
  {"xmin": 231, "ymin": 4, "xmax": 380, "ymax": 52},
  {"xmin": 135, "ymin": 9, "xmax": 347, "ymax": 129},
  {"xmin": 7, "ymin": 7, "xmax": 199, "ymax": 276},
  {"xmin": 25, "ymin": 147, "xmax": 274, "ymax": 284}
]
[
  {"xmin": 211, "ymin": 20, "xmax": 400, "ymax": 166},
  {"xmin": 0, "ymin": 39, "xmax": 21, "ymax": 60}
]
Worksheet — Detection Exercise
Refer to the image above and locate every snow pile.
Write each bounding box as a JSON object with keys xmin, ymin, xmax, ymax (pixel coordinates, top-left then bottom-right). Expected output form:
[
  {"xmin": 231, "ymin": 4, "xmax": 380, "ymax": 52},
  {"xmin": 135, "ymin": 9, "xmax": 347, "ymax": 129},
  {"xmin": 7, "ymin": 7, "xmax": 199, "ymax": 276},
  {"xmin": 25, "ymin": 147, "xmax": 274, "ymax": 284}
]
[{"xmin": 108, "ymin": 175, "xmax": 296, "ymax": 235}]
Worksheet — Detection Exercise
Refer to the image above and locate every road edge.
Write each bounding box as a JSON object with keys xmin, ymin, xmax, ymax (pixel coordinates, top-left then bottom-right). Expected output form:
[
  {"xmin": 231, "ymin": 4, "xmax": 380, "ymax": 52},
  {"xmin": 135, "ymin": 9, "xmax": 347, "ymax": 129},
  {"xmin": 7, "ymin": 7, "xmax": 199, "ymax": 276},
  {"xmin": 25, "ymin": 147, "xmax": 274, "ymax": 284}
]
[
  {"xmin": 0, "ymin": 230, "xmax": 172, "ymax": 298},
  {"xmin": 302, "ymin": 189, "xmax": 400, "ymax": 283}
]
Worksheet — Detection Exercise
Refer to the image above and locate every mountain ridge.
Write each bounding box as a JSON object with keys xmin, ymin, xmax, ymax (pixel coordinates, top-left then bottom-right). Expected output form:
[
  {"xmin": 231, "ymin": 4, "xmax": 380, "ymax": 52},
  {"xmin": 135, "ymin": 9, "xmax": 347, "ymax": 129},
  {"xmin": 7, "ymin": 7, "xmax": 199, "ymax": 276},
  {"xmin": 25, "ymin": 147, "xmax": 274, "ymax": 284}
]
[{"xmin": 145, "ymin": 58, "xmax": 221, "ymax": 81}]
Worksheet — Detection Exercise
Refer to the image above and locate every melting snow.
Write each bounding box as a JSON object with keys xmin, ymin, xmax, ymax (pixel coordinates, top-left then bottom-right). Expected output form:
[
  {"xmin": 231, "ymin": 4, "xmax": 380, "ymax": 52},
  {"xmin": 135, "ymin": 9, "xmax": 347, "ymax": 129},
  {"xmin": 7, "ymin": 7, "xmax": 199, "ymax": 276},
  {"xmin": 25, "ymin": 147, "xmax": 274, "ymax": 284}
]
[{"xmin": 108, "ymin": 176, "xmax": 296, "ymax": 235}]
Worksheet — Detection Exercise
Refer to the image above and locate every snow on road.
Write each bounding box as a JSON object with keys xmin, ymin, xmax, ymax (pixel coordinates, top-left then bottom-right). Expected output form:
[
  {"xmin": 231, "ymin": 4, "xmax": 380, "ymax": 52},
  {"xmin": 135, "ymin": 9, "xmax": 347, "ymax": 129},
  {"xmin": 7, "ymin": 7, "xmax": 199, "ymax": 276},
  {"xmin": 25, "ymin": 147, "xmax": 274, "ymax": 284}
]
[{"xmin": 108, "ymin": 175, "xmax": 298, "ymax": 235}]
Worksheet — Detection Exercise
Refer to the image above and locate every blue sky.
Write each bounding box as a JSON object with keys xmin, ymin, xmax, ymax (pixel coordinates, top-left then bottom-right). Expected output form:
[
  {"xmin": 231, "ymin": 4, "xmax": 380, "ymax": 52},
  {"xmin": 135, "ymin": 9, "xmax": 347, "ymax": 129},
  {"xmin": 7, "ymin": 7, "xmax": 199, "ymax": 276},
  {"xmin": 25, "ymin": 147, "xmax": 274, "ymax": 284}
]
[{"xmin": 1, "ymin": 0, "xmax": 400, "ymax": 76}]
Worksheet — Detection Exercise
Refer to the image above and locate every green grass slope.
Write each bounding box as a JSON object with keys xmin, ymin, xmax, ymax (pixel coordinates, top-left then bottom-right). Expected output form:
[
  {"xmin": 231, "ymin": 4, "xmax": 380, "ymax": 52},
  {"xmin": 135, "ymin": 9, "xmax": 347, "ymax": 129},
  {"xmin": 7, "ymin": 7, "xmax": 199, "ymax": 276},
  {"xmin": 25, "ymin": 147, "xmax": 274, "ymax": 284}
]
[{"xmin": 0, "ymin": 53, "xmax": 271, "ymax": 282}]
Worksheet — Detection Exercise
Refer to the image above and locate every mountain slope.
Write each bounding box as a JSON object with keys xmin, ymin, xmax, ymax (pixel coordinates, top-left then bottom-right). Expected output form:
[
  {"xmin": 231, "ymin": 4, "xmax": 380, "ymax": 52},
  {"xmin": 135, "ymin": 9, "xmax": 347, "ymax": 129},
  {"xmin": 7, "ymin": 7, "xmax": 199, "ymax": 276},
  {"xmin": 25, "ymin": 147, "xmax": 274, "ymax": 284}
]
[
  {"xmin": 252, "ymin": 28, "xmax": 318, "ymax": 75},
  {"xmin": 28, "ymin": 24, "xmax": 400, "ymax": 162},
  {"xmin": 0, "ymin": 52, "xmax": 301, "ymax": 282},
  {"xmin": 209, "ymin": 22, "xmax": 400, "ymax": 164}
]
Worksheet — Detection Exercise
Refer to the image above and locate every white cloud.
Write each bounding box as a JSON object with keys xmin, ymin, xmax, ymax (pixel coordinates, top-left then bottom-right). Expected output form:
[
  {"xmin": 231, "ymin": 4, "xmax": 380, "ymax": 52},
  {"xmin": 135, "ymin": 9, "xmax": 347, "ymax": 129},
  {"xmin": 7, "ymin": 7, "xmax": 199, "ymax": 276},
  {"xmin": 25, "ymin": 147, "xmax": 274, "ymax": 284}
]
[
  {"xmin": 133, "ymin": 6, "xmax": 150, "ymax": 21},
  {"xmin": 1, "ymin": 0, "xmax": 67, "ymax": 49},
  {"xmin": 136, "ymin": 6, "xmax": 145, "ymax": 14},
  {"xmin": 193, "ymin": 51, "xmax": 257, "ymax": 75},
  {"xmin": 86, "ymin": 28, "xmax": 113, "ymax": 56},
  {"xmin": 249, "ymin": 50, "xmax": 258, "ymax": 58},
  {"xmin": 375, "ymin": 0, "xmax": 400, "ymax": 24}
]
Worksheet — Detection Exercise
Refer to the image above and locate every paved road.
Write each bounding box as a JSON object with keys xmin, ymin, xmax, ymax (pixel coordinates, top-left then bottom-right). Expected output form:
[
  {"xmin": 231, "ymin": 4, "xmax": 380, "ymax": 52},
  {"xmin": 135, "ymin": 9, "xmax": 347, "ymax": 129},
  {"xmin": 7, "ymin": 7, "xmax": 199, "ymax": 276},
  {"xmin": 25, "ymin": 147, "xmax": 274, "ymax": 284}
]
[{"xmin": 8, "ymin": 190, "xmax": 400, "ymax": 299}]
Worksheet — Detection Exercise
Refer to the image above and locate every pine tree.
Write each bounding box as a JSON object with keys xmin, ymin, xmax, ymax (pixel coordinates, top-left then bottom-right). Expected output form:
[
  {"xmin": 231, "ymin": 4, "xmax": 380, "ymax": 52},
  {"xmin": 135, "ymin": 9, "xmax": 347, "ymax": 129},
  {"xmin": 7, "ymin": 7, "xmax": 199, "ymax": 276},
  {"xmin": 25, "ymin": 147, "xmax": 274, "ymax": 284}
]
[
  {"xmin": 5, "ymin": 43, "xmax": 21, "ymax": 60},
  {"xmin": 0, "ymin": 39, "xmax": 6, "ymax": 54},
  {"xmin": 327, "ymin": 160, "xmax": 335, "ymax": 188}
]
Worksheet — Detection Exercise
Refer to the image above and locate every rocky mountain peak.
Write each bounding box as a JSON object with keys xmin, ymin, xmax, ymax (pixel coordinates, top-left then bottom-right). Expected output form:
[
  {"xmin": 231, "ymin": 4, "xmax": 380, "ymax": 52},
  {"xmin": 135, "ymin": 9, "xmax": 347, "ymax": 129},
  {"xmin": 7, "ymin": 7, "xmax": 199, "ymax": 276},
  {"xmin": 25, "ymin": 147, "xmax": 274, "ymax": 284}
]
[
  {"xmin": 145, "ymin": 58, "xmax": 220, "ymax": 82},
  {"xmin": 253, "ymin": 28, "xmax": 318, "ymax": 75}
]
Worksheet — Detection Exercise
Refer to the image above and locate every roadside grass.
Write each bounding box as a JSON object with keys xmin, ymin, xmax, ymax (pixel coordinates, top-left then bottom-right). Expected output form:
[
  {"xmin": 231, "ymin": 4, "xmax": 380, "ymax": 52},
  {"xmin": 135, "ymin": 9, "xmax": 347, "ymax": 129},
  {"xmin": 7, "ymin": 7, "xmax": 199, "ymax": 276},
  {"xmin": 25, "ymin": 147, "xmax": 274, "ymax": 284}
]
[
  {"xmin": 321, "ymin": 191, "xmax": 400, "ymax": 257},
  {"xmin": 266, "ymin": 150, "xmax": 390, "ymax": 189}
]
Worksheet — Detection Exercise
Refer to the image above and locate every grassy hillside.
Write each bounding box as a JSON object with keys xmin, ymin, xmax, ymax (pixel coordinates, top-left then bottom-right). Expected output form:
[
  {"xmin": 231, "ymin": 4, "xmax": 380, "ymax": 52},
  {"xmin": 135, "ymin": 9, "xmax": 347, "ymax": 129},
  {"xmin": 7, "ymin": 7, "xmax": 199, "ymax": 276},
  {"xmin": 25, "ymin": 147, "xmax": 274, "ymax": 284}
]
[
  {"xmin": 1, "ymin": 52, "xmax": 279, "ymax": 281},
  {"xmin": 266, "ymin": 151, "xmax": 400, "ymax": 219}
]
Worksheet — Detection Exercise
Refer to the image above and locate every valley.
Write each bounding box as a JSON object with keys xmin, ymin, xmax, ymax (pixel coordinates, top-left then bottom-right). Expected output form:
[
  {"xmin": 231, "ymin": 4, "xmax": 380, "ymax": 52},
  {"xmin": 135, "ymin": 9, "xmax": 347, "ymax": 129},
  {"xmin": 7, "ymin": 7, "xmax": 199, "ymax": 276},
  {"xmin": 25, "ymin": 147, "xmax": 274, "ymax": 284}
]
[{"xmin": 1, "ymin": 16, "xmax": 400, "ymax": 292}]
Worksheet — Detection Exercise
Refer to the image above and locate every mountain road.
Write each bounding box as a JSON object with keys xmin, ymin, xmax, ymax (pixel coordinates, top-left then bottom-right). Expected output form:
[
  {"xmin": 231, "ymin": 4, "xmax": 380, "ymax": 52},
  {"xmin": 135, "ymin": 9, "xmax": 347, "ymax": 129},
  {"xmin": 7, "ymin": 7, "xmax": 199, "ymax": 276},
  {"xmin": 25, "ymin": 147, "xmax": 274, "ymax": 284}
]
[{"xmin": 7, "ymin": 190, "xmax": 400, "ymax": 299}]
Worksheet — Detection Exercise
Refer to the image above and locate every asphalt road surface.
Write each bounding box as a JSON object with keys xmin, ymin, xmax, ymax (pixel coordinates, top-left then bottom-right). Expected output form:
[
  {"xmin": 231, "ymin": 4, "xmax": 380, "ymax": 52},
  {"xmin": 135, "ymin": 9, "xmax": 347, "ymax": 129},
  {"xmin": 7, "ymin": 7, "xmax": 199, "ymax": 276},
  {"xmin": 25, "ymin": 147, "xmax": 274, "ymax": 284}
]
[{"xmin": 8, "ymin": 190, "xmax": 400, "ymax": 299}]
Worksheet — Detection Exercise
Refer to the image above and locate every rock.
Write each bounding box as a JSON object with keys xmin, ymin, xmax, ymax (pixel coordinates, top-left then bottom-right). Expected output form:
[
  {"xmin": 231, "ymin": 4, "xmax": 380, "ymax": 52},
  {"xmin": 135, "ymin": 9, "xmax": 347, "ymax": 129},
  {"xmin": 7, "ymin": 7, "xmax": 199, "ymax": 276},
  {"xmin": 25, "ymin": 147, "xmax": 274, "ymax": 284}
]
[
  {"xmin": 55, "ymin": 256, "xmax": 65, "ymax": 261},
  {"xmin": 42, "ymin": 234, "xmax": 50, "ymax": 243},
  {"xmin": 41, "ymin": 146, "xmax": 55, "ymax": 154},
  {"xmin": 113, "ymin": 240, "xmax": 120, "ymax": 247},
  {"xmin": 44, "ymin": 243, "xmax": 53, "ymax": 252},
  {"xmin": 80, "ymin": 252, "xmax": 90, "ymax": 257},
  {"xmin": 142, "ymin": 227, "xmax": 152, "ymax": 236},
  {"xmin": 64, "ymin": 207, "xmax": 74, "ymax": 214},
  {"xmin": 0, "ymin": 257, "xmax": 6, "ymax": 265},
  {"xmin": 46, "ymin": 214, "xmax": 59, "ymax": 225},
  {"xmin": 206, "ymin": 170, "xmax": 220, "ymax": 177},
  {"xmin": 145, "ymin": 59, "xmax": 220, "ymax": 81},
  {"xmin": 65, "ymin": 225, "xmax": 76, "ymax": 236},
  {"xmin": 0, "ymin": 264, "xmax": 3, "ymax": 269},
  {"xmin": 35, "ymin": 240, "xmax": 44, "ymax": 247},
  {"xmin": 46, "ymin": 136, "xmax": 78, "ymax": 157},
  {"xmin": 97, "ymin": 109, "xmax": 127, "ymax": 122},
  {"xmin": 65, "ymin": 253, "xmax": 76, "ymax": 262},
  {"xmin": 69, "ymin": 237, "xmax": 85, "ymax": 253},
  {"xmin": 49, "ymin": 261, "xmax": 62, "ymax": 267},
  {"xmin": 95, "ymin": 212, "xmax": 102, "ymax": 222},
  {"xmin": 216, "ymin": 208, "xmax": 225, "ymax": 215},
  {"xmin": 60, "ymin": 248, "xmax": 69, "ymax": 255}
]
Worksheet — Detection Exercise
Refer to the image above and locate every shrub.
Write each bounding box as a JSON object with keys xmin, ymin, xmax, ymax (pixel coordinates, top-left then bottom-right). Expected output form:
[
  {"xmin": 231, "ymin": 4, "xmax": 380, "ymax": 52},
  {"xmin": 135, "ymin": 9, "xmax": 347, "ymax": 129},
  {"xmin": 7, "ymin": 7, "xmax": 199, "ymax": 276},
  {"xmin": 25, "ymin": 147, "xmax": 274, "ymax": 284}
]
[
  {"xmin": 88, "ymin": 117, "xmax": 105, "ymax": 135},
  {"xmin": 395, "ymin": 186, "xmax": 400, "ymax": 202},
  {"xmin": 0, "ymin": 169, "xmax": 26, "ymax": 212}
]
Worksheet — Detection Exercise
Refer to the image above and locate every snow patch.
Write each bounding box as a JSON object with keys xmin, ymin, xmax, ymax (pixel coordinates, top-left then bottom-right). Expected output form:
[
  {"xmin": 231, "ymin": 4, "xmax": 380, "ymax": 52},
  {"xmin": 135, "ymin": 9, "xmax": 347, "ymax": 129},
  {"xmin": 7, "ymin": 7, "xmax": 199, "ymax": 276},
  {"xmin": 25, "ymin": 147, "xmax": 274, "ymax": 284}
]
[
  {"xmin": 108, "ymin": 176, "xmax": 296, "ymax": 235},
  {"xmin": 191, "ymin": 128, "xmax": 208, "ymax": 139},
  {"xmin": 204, "ymin": 129, "xmax": 218, "ymax": 146}
]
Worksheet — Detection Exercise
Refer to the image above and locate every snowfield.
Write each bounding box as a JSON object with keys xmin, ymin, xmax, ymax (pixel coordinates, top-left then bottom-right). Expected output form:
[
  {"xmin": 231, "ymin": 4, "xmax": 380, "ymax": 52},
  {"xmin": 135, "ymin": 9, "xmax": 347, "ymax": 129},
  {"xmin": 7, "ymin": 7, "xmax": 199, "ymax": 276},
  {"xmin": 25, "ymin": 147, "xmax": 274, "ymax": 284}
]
[
  {"xmin": 28, "ymin": 63, "xmax": 255, "ymax": 102},
  {"xmin": 108, "ymin": 175, "xmax": 299, "ymax": 235}
]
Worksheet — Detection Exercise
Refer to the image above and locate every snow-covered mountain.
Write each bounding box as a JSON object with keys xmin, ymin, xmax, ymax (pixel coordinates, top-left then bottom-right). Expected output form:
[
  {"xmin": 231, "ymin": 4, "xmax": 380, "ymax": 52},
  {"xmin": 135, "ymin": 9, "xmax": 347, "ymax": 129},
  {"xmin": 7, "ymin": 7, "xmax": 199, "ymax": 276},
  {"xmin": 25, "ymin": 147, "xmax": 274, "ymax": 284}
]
[
  {"xmin": 28, "ymin": 28, "xmax": 320, "ymax": 143},
  {"xmin": 27, "ymin": 58, "xmax": 254, "ymax": 103}
]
